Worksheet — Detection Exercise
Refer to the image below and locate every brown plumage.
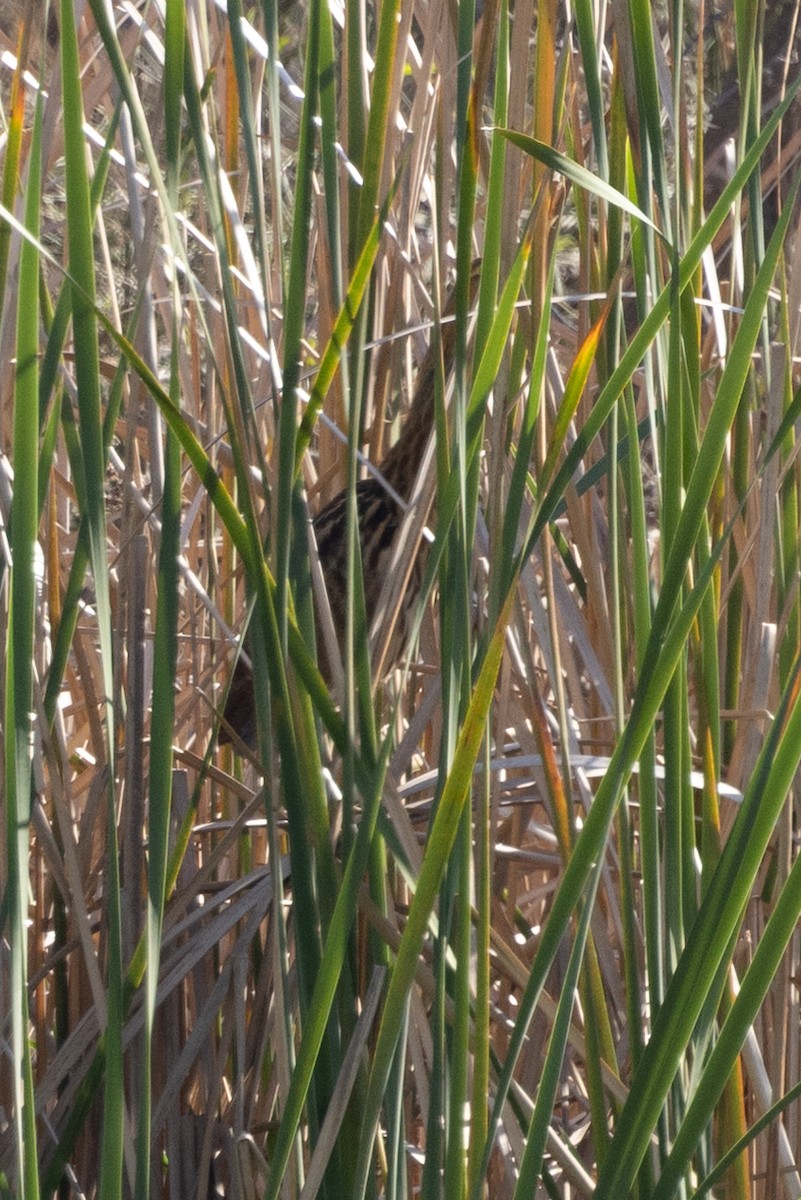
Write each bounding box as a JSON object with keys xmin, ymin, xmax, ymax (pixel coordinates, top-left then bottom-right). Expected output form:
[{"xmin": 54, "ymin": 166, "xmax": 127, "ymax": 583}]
[{"xmin": 219, "ymin": 265, "xmax": 478, "ymax": 749}]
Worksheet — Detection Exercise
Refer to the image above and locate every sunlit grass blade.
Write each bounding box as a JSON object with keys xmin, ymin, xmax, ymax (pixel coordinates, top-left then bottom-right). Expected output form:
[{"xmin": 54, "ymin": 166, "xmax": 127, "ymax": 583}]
[
  {"xmin": 499, "ymin": 128, "xmax": 664, "ymax": 237},
  {"xmin": 60, "ymin": 1, "xmax": 123, "ymax": 1192},
  {"xmin": 5, "ymin": 81, "xmax": 43, "ymax": 1200}
]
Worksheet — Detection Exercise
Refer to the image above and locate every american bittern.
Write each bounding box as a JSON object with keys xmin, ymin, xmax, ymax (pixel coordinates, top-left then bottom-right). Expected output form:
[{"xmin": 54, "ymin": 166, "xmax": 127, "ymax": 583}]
[{"xmin": 220, "ymin": 265, "xmax": 478, "ymax": 749}]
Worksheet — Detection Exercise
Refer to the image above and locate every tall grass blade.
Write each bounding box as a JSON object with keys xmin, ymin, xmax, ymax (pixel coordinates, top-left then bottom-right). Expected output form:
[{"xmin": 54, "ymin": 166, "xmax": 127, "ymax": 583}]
[
  {"xmin": 60, "ymin": 2, "xmax": 124, "ymax": 1191},
  {"xmin": 5, "ymin": 82, "xmax": 43, "ymax": 1200}
]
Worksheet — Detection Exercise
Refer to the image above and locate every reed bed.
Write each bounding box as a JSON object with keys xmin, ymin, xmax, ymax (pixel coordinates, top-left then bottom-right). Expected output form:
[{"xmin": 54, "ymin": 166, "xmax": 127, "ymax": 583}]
[{"xmin": 2, "ymin": 1, "xmax": 801, "ymax": 1197}]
